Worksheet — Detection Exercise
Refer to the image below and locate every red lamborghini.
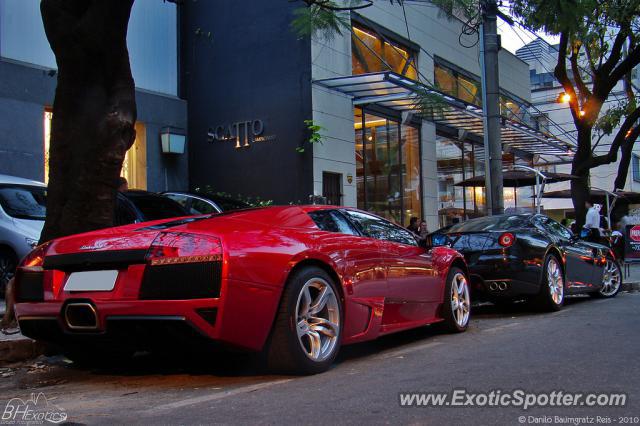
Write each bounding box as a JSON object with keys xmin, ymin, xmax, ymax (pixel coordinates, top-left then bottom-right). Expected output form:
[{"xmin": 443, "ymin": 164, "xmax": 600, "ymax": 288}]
[{"xmin": 14, "ymin": 206, "xmax": 470, "ymax": 374}]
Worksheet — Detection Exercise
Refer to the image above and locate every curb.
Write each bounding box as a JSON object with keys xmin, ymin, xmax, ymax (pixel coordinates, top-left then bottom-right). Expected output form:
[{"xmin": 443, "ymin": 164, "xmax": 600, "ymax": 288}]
[
  {"xmin": 622, "ymin": 281, "xmax": 640, "ymax": 292},
  {"xmin": 0, "ymin": 336, "xmax": 45, "ymax": 366}
]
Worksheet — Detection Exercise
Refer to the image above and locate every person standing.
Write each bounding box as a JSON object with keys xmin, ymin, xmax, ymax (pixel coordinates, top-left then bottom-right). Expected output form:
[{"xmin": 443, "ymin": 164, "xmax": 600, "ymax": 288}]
[
  {"xmin": 418, "ymin": 220, "xmax": 429, "ymax": 239},
  {"xmin": 584, "ymin": 200, "xmax": 601, "ymax": 241},
  {"xmin": 407, "ymin": 216, "xmax": 419, "ymax": 234}
]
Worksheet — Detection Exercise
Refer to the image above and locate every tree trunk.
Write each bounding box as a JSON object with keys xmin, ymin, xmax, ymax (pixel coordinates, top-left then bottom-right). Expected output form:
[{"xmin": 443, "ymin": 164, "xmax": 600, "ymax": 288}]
[
  {"xmin": 39, "ymin": 0, "xmax": 137, "ymax": 244},
  {"xmin": 614, "ymin": 142, "xmax": 633, "ymax": 192},
  {"xmin": 571, "ymin": 127, "xmax": 592, "ymax": 230}
]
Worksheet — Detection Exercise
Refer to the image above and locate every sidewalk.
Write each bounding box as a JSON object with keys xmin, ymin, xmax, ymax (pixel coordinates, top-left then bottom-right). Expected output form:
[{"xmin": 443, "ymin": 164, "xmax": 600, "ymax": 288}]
[
  {"xmin": 0, "ymin": 298, "xmax": 45, "ymax": 365},
  {"xmin": 622, "ymin": 263, "xmax": 640, "ymax": 290}
]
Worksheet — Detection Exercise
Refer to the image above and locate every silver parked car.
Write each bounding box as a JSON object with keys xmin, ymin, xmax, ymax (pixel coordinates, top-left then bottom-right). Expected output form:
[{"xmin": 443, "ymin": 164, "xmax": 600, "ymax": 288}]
[{"xmin": 0, "ymin": 174, "xmax": 46, "ymax": 296}]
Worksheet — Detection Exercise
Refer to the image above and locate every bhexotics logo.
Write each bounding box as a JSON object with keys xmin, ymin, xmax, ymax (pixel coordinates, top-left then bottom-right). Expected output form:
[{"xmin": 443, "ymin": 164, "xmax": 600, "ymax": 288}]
[{"xmin": 2, "ymin": 393, "xmax": 67, "ymax": 424}]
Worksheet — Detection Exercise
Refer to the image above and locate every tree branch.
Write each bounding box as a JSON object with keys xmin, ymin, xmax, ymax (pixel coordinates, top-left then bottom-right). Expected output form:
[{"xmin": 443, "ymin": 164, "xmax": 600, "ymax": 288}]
[
  {"xmin": 554, "ymin": 33, "xmax": 582, "ymax": 126},
  {"xmin": 606, "ymin": 44, "xmax": 640, "ymax": 95},
  {"xmin": 599, "ymin": 29, "xmax": 628, "ymax": 77},
  {"xmin": 570, "ymin": 41, "xmax": 592, "ymax": 99},
  {"xmin": 591, "ymin": 106, "xmax": 640, "ymax": 167},
  {"xmin": 614, "ymin": 125, "xmax": 640, "ymax": 191}
]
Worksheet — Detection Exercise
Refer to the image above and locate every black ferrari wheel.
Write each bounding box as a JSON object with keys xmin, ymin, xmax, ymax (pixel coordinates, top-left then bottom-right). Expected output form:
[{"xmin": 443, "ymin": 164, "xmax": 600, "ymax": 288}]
[
  {"xmin": 0, "ymin": 248, "xmax": 17, "ymax": 299},
  {"xmin": 534, "ymin": 254, "xmax": 564, "ymax": 311},
  {"xmin": 266, "ymin": 266, "xmax": 342, "ymax": 375},
  {"xmin": 438, "ymin": 267, "xmax": 471, "ymax": 333},
  {"xmin": 590, "ymin": 259, "xmax": 622, "ymax": 298}
]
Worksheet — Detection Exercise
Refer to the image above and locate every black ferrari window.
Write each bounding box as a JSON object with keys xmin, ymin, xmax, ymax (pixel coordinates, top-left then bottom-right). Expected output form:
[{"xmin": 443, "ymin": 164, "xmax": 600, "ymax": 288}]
[
  {"xmin": 534, "ymin": 215, "xmax": 573, "ymax": 240},
  {"xmin": 447, "ymin": 215, "xmax": 530, "ymax": 232},
  {"xmin": 308, "ymin": 210, "xmax": 358, "ymax": 235}
]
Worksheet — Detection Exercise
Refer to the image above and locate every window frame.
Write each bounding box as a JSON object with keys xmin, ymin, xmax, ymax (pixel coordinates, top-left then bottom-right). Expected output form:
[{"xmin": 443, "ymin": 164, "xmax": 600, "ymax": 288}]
[
  {"xmin": 341, "ymin": 209, "xmax": 419, "ymax": 247},
  {"xmin": 308, "ymin": 209, "xmax": 360, "ymax": 236},
  {"xmin": 633, "ymin": 154, "xmax": 640, "ymax": 183},
  {"xmin": 350, "ymin": 19, "xmax": 418, "ymax": 79}
]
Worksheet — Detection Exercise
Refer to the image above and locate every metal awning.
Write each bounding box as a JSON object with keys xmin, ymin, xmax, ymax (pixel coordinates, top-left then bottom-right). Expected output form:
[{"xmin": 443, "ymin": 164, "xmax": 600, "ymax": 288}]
[
  {"xmin": 541, "ymin": 189, "xmax": 640, "ymax": 204},
  {"xmin": 314, "ymin": 72, "xmax": 576, "ymax": 157},
  {"xmin": 454, "ymin": 170, "xmax": 577, "ymax": 187}
]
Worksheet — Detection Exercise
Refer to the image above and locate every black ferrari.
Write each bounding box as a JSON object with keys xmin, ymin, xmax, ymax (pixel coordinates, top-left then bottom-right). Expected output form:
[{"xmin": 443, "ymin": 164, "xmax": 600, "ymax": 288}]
[{"xmin": 429, "ymin": 214, "xmax": 622, "ymax": 310}]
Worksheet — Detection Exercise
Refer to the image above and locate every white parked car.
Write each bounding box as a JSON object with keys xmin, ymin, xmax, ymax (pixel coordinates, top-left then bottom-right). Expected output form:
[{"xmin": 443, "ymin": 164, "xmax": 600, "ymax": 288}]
[{"xmin": 0, "ymin": 174, "xmax": 46, "ymax": 296}]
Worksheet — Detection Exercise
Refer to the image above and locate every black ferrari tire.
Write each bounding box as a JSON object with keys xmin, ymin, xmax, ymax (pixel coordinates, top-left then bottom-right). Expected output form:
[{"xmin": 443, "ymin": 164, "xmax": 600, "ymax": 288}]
[
  {"xmin": 266, "ymin": 266, "xmax": 342, "ymax": 375},
  {"xmin": 438, "ymin": 267, "xmax": 471, "ymax": 333},
  {"xmin": 0, "ymin": 247, "xmax": 17, "ymax": 299},
  {"xmin": 590, "ymin": 259, "xmax": 622, "ymax": 298},
  {"xmin": 533, "ymin": 254, "xmax": 565, "ymax": 312}
]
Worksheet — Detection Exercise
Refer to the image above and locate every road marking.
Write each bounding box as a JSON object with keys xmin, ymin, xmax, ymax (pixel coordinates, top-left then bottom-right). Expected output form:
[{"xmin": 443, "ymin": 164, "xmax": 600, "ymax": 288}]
[
  {"xmin": 482, "ymin": 322, "xmax": 521, "ymax": 332},
  {"xmin": 375, "ymin": 341, "xmax": 443, "ymax": 360},
  {"xmin": 144, "ymin": 379, "xmax": 293, "ymax": 413}
]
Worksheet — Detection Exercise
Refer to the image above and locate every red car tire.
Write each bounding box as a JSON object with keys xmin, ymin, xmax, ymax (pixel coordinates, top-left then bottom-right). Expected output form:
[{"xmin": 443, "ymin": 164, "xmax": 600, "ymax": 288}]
[{"xmin": 266, "ymin": 266, "xmax": 343, "ymax": 375}]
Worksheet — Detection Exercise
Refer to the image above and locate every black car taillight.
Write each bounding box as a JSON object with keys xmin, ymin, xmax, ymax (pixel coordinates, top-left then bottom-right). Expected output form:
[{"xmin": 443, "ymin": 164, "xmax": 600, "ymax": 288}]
[
  {"xmin": 498, "ymin": 232, "xmax": 516, "ymax": 248},
  {"xmin": 14, "ymin": 241, "xmax": 51, "ymax": 302}
]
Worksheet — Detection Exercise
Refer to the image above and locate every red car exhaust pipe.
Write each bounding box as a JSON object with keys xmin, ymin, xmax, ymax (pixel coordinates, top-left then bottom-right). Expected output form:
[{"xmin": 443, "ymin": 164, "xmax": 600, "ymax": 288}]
[{"xmin": 64, "ymin": 303, "xmax": 99, "ymax": 330}]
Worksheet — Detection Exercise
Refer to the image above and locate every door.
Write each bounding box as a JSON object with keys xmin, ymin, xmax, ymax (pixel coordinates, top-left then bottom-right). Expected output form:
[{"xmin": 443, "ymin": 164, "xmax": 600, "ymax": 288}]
[
  {"xmin": 343, "ymin": 210, "xmax": 439, "ymax": 326},
  {"xmin": 307, "ymin": 209, "xmax": 386, "ymax": 341},
  {"xmin": 535, "ymin": 216, "xmax": 596, "ymax": 290},
  {"xmin": 322, "ymin": 172, "xmax": 342, "ymax": 206}
]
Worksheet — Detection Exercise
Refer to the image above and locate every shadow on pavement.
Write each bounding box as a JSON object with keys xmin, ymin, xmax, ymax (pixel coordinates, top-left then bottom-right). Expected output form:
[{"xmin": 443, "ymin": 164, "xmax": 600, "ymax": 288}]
[{"xmin": 21, "ymin": 296, "xmax": 596, "ymax": 381}]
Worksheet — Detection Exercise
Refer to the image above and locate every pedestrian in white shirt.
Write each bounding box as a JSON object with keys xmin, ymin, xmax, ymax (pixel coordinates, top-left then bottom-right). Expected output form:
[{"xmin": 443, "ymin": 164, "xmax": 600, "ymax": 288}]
[{"xmin": 583, "ymin": 200, "xmax": 601, "ymax": 241}]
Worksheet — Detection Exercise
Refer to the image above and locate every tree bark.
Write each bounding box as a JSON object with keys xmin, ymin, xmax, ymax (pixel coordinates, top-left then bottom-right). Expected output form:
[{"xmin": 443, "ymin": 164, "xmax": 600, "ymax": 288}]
[
  {"xmin": 571, "ymin": 126, "xmax": 593, "ymax": 230},
  {"xmin": 614, "ymin": 126, "xmax": 640, "ymax": 191},
  {"xmin": 39, "ymin": 0, "xmax": 136, "ymax": 244}
]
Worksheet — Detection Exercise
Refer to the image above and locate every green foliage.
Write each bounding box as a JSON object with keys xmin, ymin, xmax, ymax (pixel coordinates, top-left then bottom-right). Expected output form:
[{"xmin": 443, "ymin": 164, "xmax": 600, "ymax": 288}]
[
  {"xmin": 429, "ymin": 0, "xmax": 479, "ymax": 20},
  {"xmin": 297, "ymin": 119, "xmax": 326, "ymax": 153},
  {"xmin": 291, "ymin": 3, "xmax": 350, "ymax": 39},
  {"xmin": 414, "ymin": 85, "xmax": 448, "ymax": 118},
  {"xmin": 194, "ymin": 186, "xmax": 274, "ymax": 207},
  {"xmin": 596, "ymin": 99, "xmax": 638, "ymax": 136}
]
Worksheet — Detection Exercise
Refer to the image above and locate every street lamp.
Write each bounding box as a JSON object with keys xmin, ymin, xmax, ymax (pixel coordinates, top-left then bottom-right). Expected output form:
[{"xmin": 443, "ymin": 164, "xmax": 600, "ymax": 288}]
[
  {"xmin": 160, "ymin": 127, "xmax": 186, "ymax": 154},
  {"xmin": 558, "ymin": 92, "xmax": 571, "ymax": 103}
]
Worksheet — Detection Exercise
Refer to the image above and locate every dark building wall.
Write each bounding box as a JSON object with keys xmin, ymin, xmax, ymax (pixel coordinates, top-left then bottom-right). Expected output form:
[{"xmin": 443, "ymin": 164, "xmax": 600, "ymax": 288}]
[
  {"xmin": 0, "ymin": 60, "xmax": 56, "ymax": 181},
  {"xmin": 0, "ymin": 58, "xmax": 188, "ymax": 190},
  {"xmin": 180, "ymin": 0, "xmax": 313, "ymax": 204}
]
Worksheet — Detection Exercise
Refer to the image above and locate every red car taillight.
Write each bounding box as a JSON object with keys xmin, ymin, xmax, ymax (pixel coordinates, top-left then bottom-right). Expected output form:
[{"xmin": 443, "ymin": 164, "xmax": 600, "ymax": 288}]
[
  {"xmin": 498, "ymin": 232, "xmax": 516, "ymax": 248},
  {"xmin": 20, "ymin": 241, "xmax": 51, "ymax": 269},
  {"xmin": 145, "ymin": 232, "xmax": 222, "ymax": 266}
]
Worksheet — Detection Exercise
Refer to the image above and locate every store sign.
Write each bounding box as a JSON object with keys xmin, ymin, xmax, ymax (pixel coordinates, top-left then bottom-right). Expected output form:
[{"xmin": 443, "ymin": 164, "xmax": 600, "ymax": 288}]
[
  {"xmin": 207, "ymin": 119, "xmax": 275, "ymax": 148},
  {"xmin": 624, "ymin": 225, "xmax": 640, "ymax": 261}
]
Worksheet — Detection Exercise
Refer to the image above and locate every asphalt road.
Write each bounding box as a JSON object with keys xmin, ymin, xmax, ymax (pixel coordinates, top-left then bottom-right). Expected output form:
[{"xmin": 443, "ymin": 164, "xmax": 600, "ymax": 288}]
[{"xmin": 1, "ymin": 293, "xmax": 639, "ymax": 425}]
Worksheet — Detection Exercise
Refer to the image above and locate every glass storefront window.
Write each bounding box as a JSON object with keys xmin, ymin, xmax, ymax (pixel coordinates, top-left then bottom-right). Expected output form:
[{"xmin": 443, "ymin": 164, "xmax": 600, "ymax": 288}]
[
  {"xmin": 401, "ymin": 125, "xmax": 422, "ymax": 225},
  {"xmin": 43, "ymin": 111, "xmax": 147, "ymax": 189},
  {"xmin": 352, "ymin": 25, "xmax": 417, "ymax": 80},
  {"xmin": 436, "ymin": 134, "xmax": 486, "ymax": 227},
  {"xmin": 355, "ymin": 107, "xmax": 421, "ymax": 226}
]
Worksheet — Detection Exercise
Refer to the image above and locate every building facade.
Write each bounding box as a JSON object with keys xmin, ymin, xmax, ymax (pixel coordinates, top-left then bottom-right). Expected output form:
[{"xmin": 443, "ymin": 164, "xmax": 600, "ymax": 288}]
[
  {"xmin": 0, "ymin": 0, "xmax": 188, "ymax": 191},
  {"xmin": 182, "ymin": 1, "xmax": 561, "ymax": 230}
]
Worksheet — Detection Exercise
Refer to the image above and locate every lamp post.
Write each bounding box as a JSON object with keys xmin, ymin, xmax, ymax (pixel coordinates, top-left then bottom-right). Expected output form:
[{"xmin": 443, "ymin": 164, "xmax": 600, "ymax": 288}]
[{"xmin": 513, "ymin": 164, "xmax": 547, "ymax": 214}]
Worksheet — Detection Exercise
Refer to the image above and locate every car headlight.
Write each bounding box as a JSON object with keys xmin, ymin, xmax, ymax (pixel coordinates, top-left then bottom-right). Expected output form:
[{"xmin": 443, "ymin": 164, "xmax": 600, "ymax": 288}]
[{"xmin": 25, "ymin": 238, "xmax": 39, "ymax": 249}]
